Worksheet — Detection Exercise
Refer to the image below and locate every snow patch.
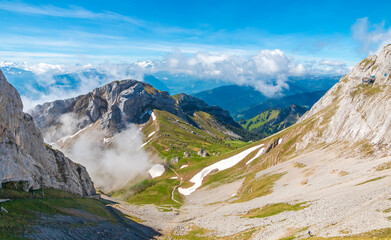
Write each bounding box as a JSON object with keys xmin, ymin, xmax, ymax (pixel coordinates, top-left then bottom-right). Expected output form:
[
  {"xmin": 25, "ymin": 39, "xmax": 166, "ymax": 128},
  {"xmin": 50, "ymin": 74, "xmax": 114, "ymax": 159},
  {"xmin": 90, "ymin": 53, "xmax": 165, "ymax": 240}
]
[
  {"xmin": 151, "ymin": 112, "xmax": 156, "ymax": 121},
  {"xmin": 137, "ymin": 138, "xmax": 152, "ymax": 150},
  {"xmin": 148, "ymin": 131, "xmax": 156, "ymax": 138},
  {"xmin": 278, "ymin": 138, "xmax": 283, "ymax": 144},
  {"xmin": 178, "ymin": 144, "xmax": 264, "ymax": 195},
  {"xmin": 180, "ymin": 165, "xmax": 188, "ymax": 169},
  {"xmin": 148, "ymin": 164, "xmax": 165, "ymax": 178},
  {"xmin": 246, "ymin": 146, "xmax": 265, "ymax": 165},
  {"xmin": 170, "ymin": 176, "xmax": 178, "ymax": 179},
  {"xmin": 57, "ymin": 124, "xmax": 93, "ymax": 144}
]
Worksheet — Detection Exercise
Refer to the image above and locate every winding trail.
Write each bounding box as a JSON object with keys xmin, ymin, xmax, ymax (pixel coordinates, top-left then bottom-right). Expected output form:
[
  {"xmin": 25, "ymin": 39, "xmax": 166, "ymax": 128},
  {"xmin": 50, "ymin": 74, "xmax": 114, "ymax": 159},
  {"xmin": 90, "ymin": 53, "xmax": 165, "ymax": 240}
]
[{"xmin": 165, "ymin": 163, "xmax": 183, "ymax": 204}]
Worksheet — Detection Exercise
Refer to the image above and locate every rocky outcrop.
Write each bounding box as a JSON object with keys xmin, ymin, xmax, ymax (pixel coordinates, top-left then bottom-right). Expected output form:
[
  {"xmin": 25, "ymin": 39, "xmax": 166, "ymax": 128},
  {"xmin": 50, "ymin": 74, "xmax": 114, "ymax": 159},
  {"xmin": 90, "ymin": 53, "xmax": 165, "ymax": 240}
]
[
  {"xmin": 197, "ymin": 149, "xmax": 209, "ymax": 157},
  {"xmin": 170, "ymin": 157, "xmax": 180, "ymax": 164},
  {"xmin": 31, "ymin": 80, "xmax": 249, "ymax": 142},
  {"xmin": 183, "ymin": 151, "xmax": 190, "ymax": 158},
  {"xmin": 297, "ymin": 44, "xmax": 391, "ymax": 155},
  {"xmin": 0, "ymin": 69, "xmax": 95, "ymax": 195}
]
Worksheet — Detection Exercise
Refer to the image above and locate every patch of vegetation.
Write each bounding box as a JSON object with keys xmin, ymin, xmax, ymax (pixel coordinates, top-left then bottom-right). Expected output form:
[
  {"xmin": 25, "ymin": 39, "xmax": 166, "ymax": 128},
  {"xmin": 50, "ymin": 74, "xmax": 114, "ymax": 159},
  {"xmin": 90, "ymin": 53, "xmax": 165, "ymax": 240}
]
[
  {"xmin": 350, "ymin": 84, "xmax": 383, "ymax": 99},
  {"xmin": 0, "ymin": 189, "xmax": 117, "ymax": 239},
  {"xmin": 224, "ymin": 140, "xmax": 249, "ymax": 149},
  {"xmin": 383, "ymin": 208, "xmax": 391, "ymax": 213},
  {"xmin": 354, "ymin": 140, "xmax": 375, "ymax": 157},
  {"xmin": 125, "ymin": 179, "xmax": 183, "ymax": 208},
  {"xmin": 161, "ymin": 225, "xmax": 259, "ymax": 240},
  {"xmin": 278, "ymin": 226, "xmax": 310, "ymax": 240},
  {"xmin": 310, "ymin": 228, "xmax": 391, "ymax": 239},
  {"xmin": 359, "ymin": 57, "xmax": 375, "ymax": 70},
  {"xmin": 356, "ymin": 176, "xmax": 387, "ymax": 186},
  {"xmin": 145, "ymin": 110, "xmax": 245, "ymax": 161},
  {"xmin": 239, "ymin": 105, "xmax": 307, "ymax": 139},
  {"xmin": 375, "ymin": 161, "xmax": 391, "ymax": 171},
  {"xmin": 233, "ymin": 172, "xmax": 285, "ymax": 203},
  {"xmin": 242, "ymin": 202, "xmax": 309, "ymax": 218},
  {"xmin": 293, "ymin": 162, "xmax": 306, "ymax": 168},
  {"xmin": 240, "ymin": 109, "xmax": 280, "ymax": 131}
]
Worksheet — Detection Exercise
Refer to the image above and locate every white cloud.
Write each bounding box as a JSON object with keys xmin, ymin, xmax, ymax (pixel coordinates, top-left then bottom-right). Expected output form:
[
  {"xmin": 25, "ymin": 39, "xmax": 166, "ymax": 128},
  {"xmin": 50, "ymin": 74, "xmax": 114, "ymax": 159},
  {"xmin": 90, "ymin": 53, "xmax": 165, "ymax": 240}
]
[
  {"xmin": 2, "ymin": 48, "xmax": 349, "ymax": 110},
  {"xmin": 352, "ymin": 17, "xmax": 391, "ymax": 54},
  {"xmin": 50, "ymin": 116, "xmax": 152, "ymax": 192},
  {"xmin": 153, "ymin": 49, "xmax": 306, "ymax": 97}
]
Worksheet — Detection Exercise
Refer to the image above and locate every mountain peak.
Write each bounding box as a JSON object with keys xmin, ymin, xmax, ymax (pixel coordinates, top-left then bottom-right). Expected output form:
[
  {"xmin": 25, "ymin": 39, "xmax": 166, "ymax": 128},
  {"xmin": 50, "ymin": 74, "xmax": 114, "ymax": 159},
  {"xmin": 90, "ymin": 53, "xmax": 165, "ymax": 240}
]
[{"xmin": 296, "ymin": 43, "xmax": 391, "ymax": 156}]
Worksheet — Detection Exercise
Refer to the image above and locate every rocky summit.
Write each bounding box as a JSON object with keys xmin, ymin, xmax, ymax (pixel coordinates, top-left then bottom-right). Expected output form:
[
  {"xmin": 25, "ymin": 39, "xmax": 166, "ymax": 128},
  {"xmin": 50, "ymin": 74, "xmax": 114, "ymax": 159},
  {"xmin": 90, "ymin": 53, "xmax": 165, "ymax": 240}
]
[
  {"xmin": 0, "ymin": 69, "xmax": 95, "ymax": 196},
  {"xmin": 31, "ymin": 79, "xmax": 256, "ymax": 143}
]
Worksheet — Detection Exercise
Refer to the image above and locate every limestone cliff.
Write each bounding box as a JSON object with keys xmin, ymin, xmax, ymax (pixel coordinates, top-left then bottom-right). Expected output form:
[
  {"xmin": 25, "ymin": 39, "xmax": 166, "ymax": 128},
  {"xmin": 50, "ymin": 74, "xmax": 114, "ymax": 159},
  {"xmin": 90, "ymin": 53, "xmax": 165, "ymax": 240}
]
[
  {"xmin": 296, "ymin": 44, "xmax": 391, "ymax": 155},
  {"xmin": 0, "ymin": 69, "xmax": 95, "ymax": 195}
]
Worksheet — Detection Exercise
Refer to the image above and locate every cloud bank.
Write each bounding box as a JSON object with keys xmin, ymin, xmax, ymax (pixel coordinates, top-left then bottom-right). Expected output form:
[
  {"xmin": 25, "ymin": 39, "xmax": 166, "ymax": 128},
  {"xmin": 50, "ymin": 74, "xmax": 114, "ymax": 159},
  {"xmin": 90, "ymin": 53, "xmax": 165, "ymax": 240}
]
[{"xmin": 1, "ymin": 49, "xmax": 348, "ymax": 110}]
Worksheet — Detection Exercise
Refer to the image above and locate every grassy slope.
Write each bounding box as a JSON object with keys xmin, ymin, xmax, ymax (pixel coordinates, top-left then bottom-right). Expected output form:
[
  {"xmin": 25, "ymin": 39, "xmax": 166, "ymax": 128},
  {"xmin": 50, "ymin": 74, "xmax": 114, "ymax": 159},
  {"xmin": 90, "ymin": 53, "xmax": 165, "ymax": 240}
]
[
  {"xmin": 242, "ymin": 202, "xmax": 309, "ymax": 218},
  {"xmin": 0, "ymin": 189, "xmax": 117, "ymax": 239},
  {"xmin": 114, "ymin": 77, "xmax": 379, "ymax": 211},
  {"xmin": 112, "ymin": 109, "xmax": 252, "ymax": 208},
  {"xmin": 240, "ymin": 109, "xmax": 280, "ymax": 131}
]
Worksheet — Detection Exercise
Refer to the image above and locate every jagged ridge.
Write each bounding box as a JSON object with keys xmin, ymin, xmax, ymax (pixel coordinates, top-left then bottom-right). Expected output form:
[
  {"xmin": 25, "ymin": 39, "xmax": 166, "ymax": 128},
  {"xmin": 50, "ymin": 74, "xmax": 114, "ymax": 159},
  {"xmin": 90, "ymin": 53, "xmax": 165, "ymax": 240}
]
[{"xmin": 0, "ymin": 69, "xmax": 95, "ymax": 195}]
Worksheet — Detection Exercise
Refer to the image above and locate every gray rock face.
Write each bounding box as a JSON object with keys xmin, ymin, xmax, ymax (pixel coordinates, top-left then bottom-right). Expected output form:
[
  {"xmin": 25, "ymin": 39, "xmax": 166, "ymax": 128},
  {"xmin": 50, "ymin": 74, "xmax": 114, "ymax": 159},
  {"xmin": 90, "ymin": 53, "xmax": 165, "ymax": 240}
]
[
  {"xmin": 183, "ymin": 151, "xmax": 190, "ymax": 158},
  {"xmin": 197, "ymin": 149, "xmax": 209, "ymax": 157},
  {"xmin": 31, "ymin": 80, "xmax": 245, "ymax": 142},
  {"xmin": 0, "ymin": 69, "xmax": 95, "ymax": 195},
  {"xmin": 298, "ymin": 44, "xmax": 391, "ymax": 155},
  {"xmin": 170, "ymin": 157, "xmax": 180, "ymax": 164}
]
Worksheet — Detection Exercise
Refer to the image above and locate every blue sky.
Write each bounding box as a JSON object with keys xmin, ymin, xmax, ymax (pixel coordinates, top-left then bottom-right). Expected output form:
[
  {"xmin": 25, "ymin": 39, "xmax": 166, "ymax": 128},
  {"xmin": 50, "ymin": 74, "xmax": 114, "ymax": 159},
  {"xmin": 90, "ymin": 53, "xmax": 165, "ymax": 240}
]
[
  {"xmin": 1, "ymin": 0, "xmax": 391, "ymax": 65},
  {"xmin": 2, "ymin": 0, "xmax": 391, "ymax": 110}
]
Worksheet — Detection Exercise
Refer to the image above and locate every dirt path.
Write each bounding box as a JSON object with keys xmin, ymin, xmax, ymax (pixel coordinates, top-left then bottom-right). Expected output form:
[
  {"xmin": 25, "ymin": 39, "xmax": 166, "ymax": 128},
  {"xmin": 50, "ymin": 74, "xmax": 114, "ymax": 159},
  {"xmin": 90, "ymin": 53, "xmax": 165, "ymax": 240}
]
[{"xmin": 165, "ymin": 163, "xmax": 183, "ymax": 204}]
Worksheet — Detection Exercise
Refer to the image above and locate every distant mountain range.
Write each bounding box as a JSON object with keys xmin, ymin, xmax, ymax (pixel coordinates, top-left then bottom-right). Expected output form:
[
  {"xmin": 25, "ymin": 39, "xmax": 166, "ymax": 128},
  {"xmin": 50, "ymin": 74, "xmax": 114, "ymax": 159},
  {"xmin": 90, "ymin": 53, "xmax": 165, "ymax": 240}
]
[{"xmin": 194, "ymin": 85, "xmax": 330, "ymax": 120}]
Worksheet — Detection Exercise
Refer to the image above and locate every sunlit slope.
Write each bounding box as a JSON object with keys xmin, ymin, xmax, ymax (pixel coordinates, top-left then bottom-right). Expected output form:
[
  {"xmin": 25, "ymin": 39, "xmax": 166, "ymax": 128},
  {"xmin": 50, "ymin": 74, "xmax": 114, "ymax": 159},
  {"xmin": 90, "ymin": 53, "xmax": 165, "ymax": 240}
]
[{"xmin": 124, "ymin": 44, "xmax": 391, "ymax": 209}]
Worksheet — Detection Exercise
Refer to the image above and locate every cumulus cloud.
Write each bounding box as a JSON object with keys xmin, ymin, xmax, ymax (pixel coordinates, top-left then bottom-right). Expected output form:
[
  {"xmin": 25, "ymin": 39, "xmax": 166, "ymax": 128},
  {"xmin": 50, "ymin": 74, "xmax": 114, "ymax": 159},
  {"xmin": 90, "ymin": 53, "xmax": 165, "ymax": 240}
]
[
  {"xmin": 153, "ymin": 49, "xmax": 306, "ymax": 97},
  {"xmin": 2, "ymin": 48, "xmax": 349, "ymax": 110},
  {"xmin": 352, "ymin": 17, "xmax": 391, "ymax": 54}
]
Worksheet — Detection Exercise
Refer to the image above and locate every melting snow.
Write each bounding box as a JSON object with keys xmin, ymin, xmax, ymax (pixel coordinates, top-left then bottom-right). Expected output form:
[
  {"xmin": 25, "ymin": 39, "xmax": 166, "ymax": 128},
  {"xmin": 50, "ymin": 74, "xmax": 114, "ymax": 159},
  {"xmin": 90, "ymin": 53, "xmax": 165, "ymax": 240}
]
[
  {"xmin": 246, "ymin": 146, "xmax": 265, "ymax": 165},
  {"xmin": 137, "ymin": 138, "xmax": 152, "ymax": 150},
  {"xmin": 148, "ymin": 131, "xmax": 156, "ymax": 138},
  {"xmin": 170, "ymin": 176, "xmax": 178, "ymax": 179},
  {"xmin": 178, "ymin": 144, "xmax": 264, "ymax": 195},
  {"xmin": 278, "ymin": 138, "xmax": 283, "ymax": 144},
  {"xmin": 57, "ymin": 124, "xmax": 93, "ymax": 144},
  {"xmin": 151, "ymin": 112, "xmax": 156, "ymax": 121},
  {"xmin": 180, "ymin": 164, "xmax": 188, "ymax": 169},
  {"xmin": 148, "ymin": 164, "xmax": 165, "ymax": 178}
]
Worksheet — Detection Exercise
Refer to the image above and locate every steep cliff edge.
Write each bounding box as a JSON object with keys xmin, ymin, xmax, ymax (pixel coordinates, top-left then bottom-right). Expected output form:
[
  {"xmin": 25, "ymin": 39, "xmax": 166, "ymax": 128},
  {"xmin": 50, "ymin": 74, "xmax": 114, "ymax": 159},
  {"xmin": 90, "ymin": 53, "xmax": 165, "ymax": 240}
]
[
  {"xmin": 295, "ymin": 44, "xmax": 391, "ymax": 155},
  {"xmin": 0, "ymin": 69, "xmax": 95, "ymax": 195}
]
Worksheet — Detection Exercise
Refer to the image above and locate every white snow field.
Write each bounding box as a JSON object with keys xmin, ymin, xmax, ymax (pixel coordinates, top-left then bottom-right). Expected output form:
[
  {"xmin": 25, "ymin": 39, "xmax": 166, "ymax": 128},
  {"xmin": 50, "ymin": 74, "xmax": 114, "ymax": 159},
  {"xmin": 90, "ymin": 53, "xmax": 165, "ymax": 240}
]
[
  {"xmin": 178, "ymin": 144, "xmax": 264, "ymax": 195},
  {"xmin": 246, "ymin": 145, "xmax": 265, "ymax": 165}
]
